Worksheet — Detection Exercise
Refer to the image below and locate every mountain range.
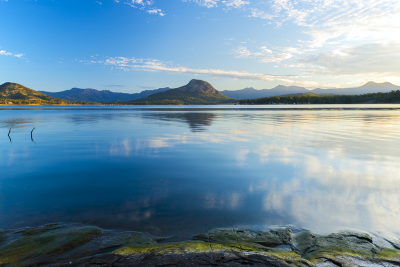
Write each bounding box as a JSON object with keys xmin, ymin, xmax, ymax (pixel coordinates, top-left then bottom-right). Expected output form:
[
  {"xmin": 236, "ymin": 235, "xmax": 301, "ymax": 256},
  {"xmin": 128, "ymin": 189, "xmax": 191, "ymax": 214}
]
[
  {"xmin": 38, "ymin": 81, "xmax": 400, "ymax": 102},
  {"xmin": 221, "ymin": 82, "xmax": 400, "ymax": 99},
  {"xmin": 40, "ymin": 87, "xmax": 170, "ymax": 102}
]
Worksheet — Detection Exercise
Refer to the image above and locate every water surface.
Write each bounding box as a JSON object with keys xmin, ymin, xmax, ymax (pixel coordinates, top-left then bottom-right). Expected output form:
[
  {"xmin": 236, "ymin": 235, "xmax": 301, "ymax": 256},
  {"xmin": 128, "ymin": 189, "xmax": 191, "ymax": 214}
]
[{"xmin": 1, "ymin": 105, "xmax": 400, "ymax": 240}]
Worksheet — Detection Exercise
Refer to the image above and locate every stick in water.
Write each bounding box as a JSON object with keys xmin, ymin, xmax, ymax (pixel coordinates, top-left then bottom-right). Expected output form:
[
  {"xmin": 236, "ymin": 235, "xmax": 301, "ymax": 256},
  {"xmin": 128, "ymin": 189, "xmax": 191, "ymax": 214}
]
[
  {"xmin": 31, "ymin": 127, "xmax": 36, "ymax": 142},
  {"xmin": 8, "ymin": 128, "xmax": 11, "ymax": 136}
]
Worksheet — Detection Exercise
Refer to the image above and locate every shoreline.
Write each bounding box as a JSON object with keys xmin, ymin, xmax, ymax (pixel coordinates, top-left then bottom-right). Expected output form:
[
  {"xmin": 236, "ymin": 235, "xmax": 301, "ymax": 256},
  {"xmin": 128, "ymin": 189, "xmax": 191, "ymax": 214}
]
[{"xmin": 1, "ymin": 222, "xmax": 400, "ymax": 266}]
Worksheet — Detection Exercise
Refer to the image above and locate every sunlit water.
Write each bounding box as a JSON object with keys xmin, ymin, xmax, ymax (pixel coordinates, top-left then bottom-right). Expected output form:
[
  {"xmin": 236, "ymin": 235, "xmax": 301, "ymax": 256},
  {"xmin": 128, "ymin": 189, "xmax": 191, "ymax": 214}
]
[{"xmin": 1, "ymin": 105, "xmax": 400, "ymax": 241}]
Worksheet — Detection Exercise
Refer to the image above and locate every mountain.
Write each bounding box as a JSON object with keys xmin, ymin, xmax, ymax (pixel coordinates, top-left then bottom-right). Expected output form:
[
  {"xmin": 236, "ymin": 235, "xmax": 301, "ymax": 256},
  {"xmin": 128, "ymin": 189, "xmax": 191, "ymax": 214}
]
[
  {"xmin": 222, "ymin": 86, "xmax": 309, "ymax": 99},
  {"xmin": 40, "ymin": 87, "xmax": 170, "ymax": 102},
  {"xmin": 222, "ymin": 82, "xmax": 400, "ymax": 99},
  {"xmin": 122, "ymin": 79, "xmax": 236, "ymax": 105},
  {"xmin": 312, "ymin": 82, "xmax": 399, "ymax": 95},
  {"xmin": 0, "ymin": 82, "xmax": 72, "ymax": 104}
]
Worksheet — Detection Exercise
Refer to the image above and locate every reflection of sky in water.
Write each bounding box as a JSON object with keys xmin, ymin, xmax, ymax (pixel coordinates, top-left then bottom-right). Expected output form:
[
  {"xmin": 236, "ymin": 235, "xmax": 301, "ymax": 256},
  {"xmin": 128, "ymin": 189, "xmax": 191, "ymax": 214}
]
[{"xmin": 1, "ymin": 106, "xmax": 400, "ymax": 240}]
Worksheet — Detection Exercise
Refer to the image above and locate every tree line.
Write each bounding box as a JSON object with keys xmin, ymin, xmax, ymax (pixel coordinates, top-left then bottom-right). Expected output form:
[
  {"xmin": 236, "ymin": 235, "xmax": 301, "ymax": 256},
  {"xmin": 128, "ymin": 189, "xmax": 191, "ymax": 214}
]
[
  {"xmin": 0, "ymin": 98, "xmax": 98, "ymax": 105},
  {"xmin": 239, "ymin": 91, "xmax": 400, "ymax": 105}
]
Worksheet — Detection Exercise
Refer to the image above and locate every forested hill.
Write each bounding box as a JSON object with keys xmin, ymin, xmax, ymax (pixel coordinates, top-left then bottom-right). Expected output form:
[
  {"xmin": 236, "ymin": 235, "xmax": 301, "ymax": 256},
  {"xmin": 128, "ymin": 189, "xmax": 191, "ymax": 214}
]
[
  {"xmin": 40, "ymin": 87, "xmax": 170, "ymax": 102},
  {"xmin": 239, "ymin": 90, "xmax": 400, "ymax": 105},
  {"xmin": 120, "ymin": 79, "xmax": 237, "ymax": 105},
  {"xmin": 0, "ymin": 82, "xmax": 96, "ymax": 105}
]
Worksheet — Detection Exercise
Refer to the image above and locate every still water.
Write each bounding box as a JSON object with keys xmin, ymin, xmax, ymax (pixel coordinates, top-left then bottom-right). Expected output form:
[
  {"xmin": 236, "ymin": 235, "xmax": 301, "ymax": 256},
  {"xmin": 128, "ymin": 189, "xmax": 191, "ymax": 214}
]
[{"xmin": 1, "ymin": 105, "xmax": 400, "ymax": 240}]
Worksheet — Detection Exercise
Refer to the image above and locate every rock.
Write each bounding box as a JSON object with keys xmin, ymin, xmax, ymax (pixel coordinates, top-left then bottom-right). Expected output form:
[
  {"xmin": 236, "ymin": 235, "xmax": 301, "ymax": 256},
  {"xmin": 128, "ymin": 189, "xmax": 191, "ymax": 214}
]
[
  {"xmin": 45, "ymin": 251, "xmax": 304, "ymax": 267},
  {"xmin": 0, "ymin": 225, "xmax": 103, "ymax": 266},
  {"xmin": 0, "ymin": 230, "xmax": 9, "ymax": 248},
  {"xmin": 13, "ymin": 223, "xmax": 64, "ymax": 236},
  {"xmin": 3, "ymin": 223, "xmax": 400, "ymax": 267},
  {"xmin": 386, "ymin": 238, "xmax": 400, "ymax": 250},
  {"xmin": 290, "ymin": 231, "xmax": 316, "ymax": 256},
  {"xmin": 291, "ymin": 229, "xmax": 400, "ymax": 263},
  {"xmin": 338, "ymin": 229, "xmax": 373, "ymax": 242},
  {"xmin": 192, "ymin": 228, "xmax": 292, "ymax": 251}
]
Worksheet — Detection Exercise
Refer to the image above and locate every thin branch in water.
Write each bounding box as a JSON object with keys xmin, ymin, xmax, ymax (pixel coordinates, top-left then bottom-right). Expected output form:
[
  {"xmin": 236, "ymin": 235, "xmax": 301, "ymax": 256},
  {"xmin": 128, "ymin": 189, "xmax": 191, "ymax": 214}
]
[
  {"xmin": 31, "ymin": 127, "xmax": 36, "ymax": 143},
  {"xmin": 8, "ymin": 128, "xmax": 12, "ymax": 143}
]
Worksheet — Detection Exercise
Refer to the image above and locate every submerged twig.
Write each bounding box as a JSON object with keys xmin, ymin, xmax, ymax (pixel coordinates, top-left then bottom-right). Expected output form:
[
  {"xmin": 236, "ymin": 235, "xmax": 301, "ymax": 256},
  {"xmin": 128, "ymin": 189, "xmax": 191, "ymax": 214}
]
[
  {"xmin": 31, "ymin": 127, "xmax": 36, "ymax": 143},
  {"xmin": 8, "ymin": 128, "xmax": 12, "ymax": 143}
]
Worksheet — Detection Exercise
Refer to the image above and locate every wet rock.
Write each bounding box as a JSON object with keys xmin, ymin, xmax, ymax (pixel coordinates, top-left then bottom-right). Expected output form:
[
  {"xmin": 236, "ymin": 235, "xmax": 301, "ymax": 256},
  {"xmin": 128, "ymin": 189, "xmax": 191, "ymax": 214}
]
[
  {"xmin": 386, "ymin": 238, "xmax": 400, "ymax": 250},
  {"xmin": 290, "ymin": 231, "xmax": 316, "ymax": 256},
  {"xmin": 338, "ymin": 229, "xmax": 373, "ymax": 242},
  {"xmin": 0, "ymin": 225, "xmax": 103, "ymax": 266},
  {"xmin": 192, "ymin": 228, "xmax": 292, "ymax": 251},
  {"xmin": 290, "ymin": 229, "xmax": 400, "ymax": 263},
  {"xmin": 46, "ymin": 251, "xmax": 303, "ymax": 267},
  {"xmin": 0, "ymin": 230, "xmax": 9, "ymax": 248},
  {"xmin": 13, "ymin": 223, "xmax": 64, "ymax": 236},
  {"xmin": 315, "ymin": 254, "xmax": 400, "ymax": 267}
]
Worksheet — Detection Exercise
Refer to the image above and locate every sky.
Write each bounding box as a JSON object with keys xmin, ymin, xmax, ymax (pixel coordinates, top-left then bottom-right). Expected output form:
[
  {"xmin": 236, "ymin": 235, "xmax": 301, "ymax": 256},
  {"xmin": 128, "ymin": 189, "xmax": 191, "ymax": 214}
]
[{"xmin": 1, "ymin": 0, "xmax": 400, "ymax": 93}]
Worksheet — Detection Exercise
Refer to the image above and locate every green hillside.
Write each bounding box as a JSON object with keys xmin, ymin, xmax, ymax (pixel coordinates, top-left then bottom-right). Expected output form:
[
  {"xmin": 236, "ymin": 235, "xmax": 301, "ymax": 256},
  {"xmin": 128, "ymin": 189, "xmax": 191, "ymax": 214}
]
[
  {"xmin": 0, "ymin": 82, "xmax": 97, "ymax": 105},
  {"xmin": 118, "ymin": 79, "xmax": 237, "ymax": 105}
]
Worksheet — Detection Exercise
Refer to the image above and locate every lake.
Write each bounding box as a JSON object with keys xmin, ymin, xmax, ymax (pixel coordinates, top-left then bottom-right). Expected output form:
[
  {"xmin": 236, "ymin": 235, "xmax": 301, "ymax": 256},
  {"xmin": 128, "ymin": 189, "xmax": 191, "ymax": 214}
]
[{"xmin": 1, "ymin": 105, "xmax": 400, "ymax": 241}]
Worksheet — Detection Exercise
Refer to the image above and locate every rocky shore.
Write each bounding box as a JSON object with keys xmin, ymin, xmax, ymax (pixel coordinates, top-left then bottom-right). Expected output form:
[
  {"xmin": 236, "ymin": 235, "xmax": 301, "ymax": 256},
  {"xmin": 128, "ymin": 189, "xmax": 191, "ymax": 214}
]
[{"xmin": 1, "ymin": 223, "xmax": 400, "ymax": 266}]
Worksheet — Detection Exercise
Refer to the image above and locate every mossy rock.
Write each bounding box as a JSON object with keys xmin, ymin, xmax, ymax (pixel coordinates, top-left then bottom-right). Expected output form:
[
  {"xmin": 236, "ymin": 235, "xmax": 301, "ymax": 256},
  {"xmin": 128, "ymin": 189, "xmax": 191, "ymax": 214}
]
[
  {"xmin": 0, "ymin": 226, "xmax": 103, "ymax": 266},
  {"xmin": 0, "ymin": 230, "xmax": 10, "ymax": 249},
  {"xmin": 192, "ymin": 228, "xmax": 291, "ymax": 251},
  {"xmin": 13, "ymin": 223, "xmax": 64, "ymax": 237},
  {"xmin": 290, "ymin": 230, "xmax": 400, "ymax": 262},
  {"xmin": 290, "ymin": 231, "xmax": 316, "ymax": 256},
  {"xmin": 113, "ymin": 241, "xmax": 213, "ymax": 255}
]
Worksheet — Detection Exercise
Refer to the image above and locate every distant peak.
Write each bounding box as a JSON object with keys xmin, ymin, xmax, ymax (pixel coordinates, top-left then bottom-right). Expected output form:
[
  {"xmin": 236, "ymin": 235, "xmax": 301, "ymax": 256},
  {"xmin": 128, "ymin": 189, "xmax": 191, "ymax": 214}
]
[
  {"xmin": 362, "ymin": 81, "xmax": 396, "ymax": 87},
  {"xmin": 177, "ymin": 79, "xmax": 220, "ymax": 94}
]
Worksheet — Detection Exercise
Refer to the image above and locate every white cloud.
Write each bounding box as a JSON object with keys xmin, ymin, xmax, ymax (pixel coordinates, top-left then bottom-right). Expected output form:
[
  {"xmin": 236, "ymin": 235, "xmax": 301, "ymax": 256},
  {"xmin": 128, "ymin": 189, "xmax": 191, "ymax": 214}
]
[
  {"xmin": 298, "ymin": 42, "xmax": 400, "ymax": 76},
  {"xmin": 231, "ymin": 46, "xmax": 293, "ymax": 63},
  {"xmin": 0, "ymin": 49, "xmax": 24, "ymax": 58},
  {"xmin": 147, "ymin": 8, "xmax": 165, "ymax": 16},
  {"xmin": 249, "ymin": 0, "xmax": 400, "ymax": 47},
  {"xmin": 184, "ymin": 0, "xmax": 219, "ymax": 8},
  {"xmin": 0, "ymin": 50, "xmax": 12, "ymax": 56},
  {"xmin": 117, "ymin": 0, "xmax": 165, "ymax": 16},
  {"xmin": 185, "ymin": 0, "xmax": 249, "ymax": 9},
  {"xmin": 83, "ymin": 55, "xmax": 300, "ymax": 83},
  {"xmin": 223, "ymin": 0, "xmax": 249, "ymax": 9}
]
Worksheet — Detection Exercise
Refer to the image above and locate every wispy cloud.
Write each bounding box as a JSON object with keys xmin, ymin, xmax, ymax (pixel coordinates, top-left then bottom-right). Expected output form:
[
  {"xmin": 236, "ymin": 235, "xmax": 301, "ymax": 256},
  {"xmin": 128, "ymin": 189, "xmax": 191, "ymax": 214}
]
[
  {"xmin": 297, "ymin": 42, "xmax": 400, "ymax": 77},
  {"xmin": 249, "ymin": 0, "xmax": 400, "ymax": 47},
  {"xmin": 147, "ymin": 8, "xmax": 165, "ymax": 16},
  {"xmin": 184, "ymin": 0, "xmax": 249, "ymax": 9},
  {"xmin": 117, "ymin": 0, "xmax": 165, "ymax": 16},
  {"xmin": 82, "ymin": 55, "xmax": 298, "ymax": 83},
  {"xmin": 0, "ymin": 49, "xmax": 24, "ymax": 58},
  {"xmin": 80, "ymin": 55, "xmax": 333, "ymax": 87},
  {"xmin": 231, "ymin": 46, "xmax": 294, "ymax": 63}
]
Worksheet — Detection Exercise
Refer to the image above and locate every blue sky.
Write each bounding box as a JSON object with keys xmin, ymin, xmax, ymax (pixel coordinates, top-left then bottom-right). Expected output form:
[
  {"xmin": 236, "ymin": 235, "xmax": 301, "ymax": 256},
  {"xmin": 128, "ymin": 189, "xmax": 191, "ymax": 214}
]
[{"xmin": 1, "ymin": 0, "xmax": 399, "ymax": 93}]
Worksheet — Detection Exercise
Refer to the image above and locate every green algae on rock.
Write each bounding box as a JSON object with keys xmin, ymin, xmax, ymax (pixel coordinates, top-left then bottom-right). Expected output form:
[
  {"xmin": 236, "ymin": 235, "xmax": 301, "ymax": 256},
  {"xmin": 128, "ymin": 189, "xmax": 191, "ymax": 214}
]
[
  {"xmin": 0, "ymin": 224, "xmax": 103, "ymax": 266},
  {"xmin": 290, "ymin": 229, "xmax": 400, "ymax": 264},
  {"xmin": 2, "ymin": 223, "xmax": 400, "ymax": 267},
  {"xmin": 192, "ymin": 228, "xmax": 292, "ymax": 251},
  {"xmin": 0, "ymin": 223, "xmax": 166, "ymax": 267}
]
